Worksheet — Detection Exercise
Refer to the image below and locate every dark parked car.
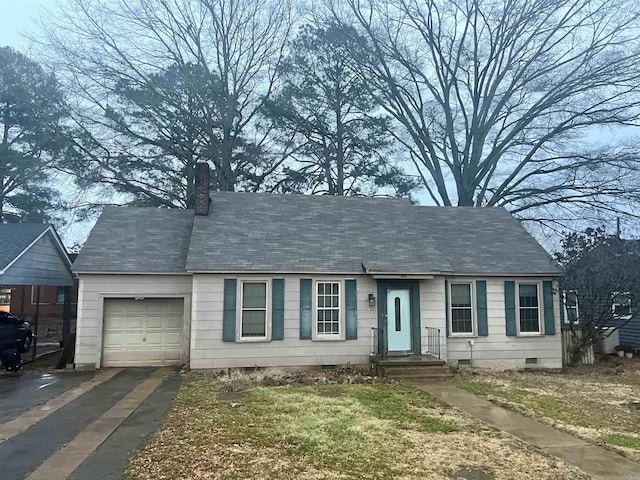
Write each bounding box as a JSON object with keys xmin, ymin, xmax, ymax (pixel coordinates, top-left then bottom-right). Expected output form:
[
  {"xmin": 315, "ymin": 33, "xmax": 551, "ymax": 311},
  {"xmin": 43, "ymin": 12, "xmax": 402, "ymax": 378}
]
[{"xmin": 0, "ymin": 311, "xmax": 33, "ymax": 353}]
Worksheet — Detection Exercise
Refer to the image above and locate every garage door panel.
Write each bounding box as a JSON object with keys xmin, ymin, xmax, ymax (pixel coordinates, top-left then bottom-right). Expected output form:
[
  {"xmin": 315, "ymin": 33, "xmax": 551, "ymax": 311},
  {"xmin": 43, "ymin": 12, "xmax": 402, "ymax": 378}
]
[
  {"xmin": 146, "ymin": 316, "xmax": 166, "ymax": 329},
  {"xmin": 126, "ymin": 317, "xmax": 145, "ymax": 330},
  {"xmin": 104, "ymin": 333, "xmax": 127, "ymax": 347},
  {"xmin": 145, "ymin": 332, "xmax": 165, "ymax": 346},
  {"xmin": 164, "ymin": 350, "xmax": 182, "ymax": 361},
  {"xmin": 125, "ymin": 333, "xmax": 145, "ymax": 346},
  {"xmin": 166, "ymin": 315, "xmax": 182, "ymax": 329},
  {"xmin": 103, "ymin": 298, "xmax": 185, "ymax": 367},
  {"xmin": 165, "ymin": 332, "xmax": 182, "ymax": 345},
  {"xmin": 144, "ymin": 350, "xmax": 164, "ymax": 363},
  {"xmin": 105, "ymin": 317, "xmax": 127, "ymax": 331}
]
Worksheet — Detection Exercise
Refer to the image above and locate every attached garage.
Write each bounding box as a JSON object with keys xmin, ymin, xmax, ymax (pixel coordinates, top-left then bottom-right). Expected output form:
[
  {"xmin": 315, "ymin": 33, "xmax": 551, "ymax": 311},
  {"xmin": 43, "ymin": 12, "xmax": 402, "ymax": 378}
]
[{"xmin": 102, "ymin": 298, "xmax": 185, "ymax": 367}]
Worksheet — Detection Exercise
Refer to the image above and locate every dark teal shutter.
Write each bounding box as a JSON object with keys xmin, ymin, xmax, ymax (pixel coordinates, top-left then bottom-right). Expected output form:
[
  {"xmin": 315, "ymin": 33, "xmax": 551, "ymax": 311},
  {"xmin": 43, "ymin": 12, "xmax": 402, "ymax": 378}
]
[
  {"xmin": 543, "ymin": 280, "xmax": 556, "ymax": 335},
  {"xmin": 223, "ymin": 278, "xmax": 237, "ymax": 342},
  {"xmin": 476, "ymin": 280, "xmax": 488, "ymax": 336},
  {"xmin": 345, "ymin": 279, "xmax": 357, "ymax": 340},
  {"xmin": 505, "ymin": 281, "xmax": 517, "ymax": 336},
  {"xmin": 272, "ymin": 278, "xmax": 285, "ymax": 340},
  {"xmin": 300, "ymin": 278, "xmax": 312, "ymax": 339},
  {"xmin": 444, "ymin": 279, "xmax": 450, "ymax": 336}
]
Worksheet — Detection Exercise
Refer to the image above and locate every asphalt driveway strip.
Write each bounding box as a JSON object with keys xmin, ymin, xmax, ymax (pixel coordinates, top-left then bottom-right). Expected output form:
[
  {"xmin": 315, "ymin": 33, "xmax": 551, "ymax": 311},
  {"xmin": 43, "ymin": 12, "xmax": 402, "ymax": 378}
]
[
  {"xmin": 69, "ymin": 372, "xmax": 182, "ymax": 480},
  {"xmin": 0, "ymin": 368, "xmax": 180, "ymax": 480},
  {"xmin": 0, "ymin": 371, "xmax": 95, "ymax": 424}
]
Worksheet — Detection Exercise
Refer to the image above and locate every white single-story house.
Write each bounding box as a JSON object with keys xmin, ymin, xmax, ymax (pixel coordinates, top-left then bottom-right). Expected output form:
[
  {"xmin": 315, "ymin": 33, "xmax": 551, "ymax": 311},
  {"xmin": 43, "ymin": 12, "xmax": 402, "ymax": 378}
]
[{"xmin": 72, "ymin": 161, "xmax": 561, "ymax": 370}]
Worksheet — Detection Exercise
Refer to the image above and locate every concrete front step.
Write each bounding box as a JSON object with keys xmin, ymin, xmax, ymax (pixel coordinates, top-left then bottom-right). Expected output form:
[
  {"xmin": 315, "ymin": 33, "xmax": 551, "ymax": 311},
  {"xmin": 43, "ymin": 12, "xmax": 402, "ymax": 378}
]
[{"xmin": 382, "ymin": 365, "xmax": 453, "ymax": 381}]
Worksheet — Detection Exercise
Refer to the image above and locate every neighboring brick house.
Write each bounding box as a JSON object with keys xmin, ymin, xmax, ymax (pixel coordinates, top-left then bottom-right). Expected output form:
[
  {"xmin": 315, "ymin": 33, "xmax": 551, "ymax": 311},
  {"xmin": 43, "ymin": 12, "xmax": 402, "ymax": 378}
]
[
  {"xmin": 0, "ymin": 225, "xmax": 77, "ymax": 340},
  {"xmin": 9, "ymin": 275, "xmax": 79, "ymax": 339}
]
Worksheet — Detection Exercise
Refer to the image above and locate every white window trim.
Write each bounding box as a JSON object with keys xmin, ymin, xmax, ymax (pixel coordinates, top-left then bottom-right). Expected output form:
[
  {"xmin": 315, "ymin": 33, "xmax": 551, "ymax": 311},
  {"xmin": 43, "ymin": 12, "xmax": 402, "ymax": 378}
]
[
  {"xmin": 562, "ymin": 290, "xmax": 579, "ymax": 324},
  {"xmin": 516, "ymin": 281, "xmax": 543, "ymax": 336},
  {"xmin": 449, "ymin": 281, "xmax": 476, "ymax": 337},
  {"xmin": 612, "ymin": 291, "xmax": 632, "ymax": 320},
  {"xmin": 236, "ymin": 279, "xmax": 271, "ymax": 342},
  {"xmin": 312, "ymin": 279, "xmax": 345, "ymax": 341}
]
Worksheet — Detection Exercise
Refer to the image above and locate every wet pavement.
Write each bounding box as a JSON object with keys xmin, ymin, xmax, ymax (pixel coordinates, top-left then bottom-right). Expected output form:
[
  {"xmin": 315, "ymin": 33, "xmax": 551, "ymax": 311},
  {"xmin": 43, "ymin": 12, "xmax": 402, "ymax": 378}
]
[
  {"xmin": 69, "ymin": 372, "xmax": 182, "ymax": 480},
  {"xmin": 414, "ymin": 381, "xmax": 640, "ymax": 480},
  {"xmin": 0, "ymin": 371, "xmax": 94, "ymax": 423},
  {"xmin": 0, "ymin": 367, "xmax": 180, "ymax": 480}
]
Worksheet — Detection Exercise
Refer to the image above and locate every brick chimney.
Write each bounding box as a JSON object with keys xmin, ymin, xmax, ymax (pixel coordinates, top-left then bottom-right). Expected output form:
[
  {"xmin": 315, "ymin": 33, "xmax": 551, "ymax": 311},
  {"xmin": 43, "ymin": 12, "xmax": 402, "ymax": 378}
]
[{"xmin": 194, "ymin": 158, "xmax": 210, "ymax": 216}]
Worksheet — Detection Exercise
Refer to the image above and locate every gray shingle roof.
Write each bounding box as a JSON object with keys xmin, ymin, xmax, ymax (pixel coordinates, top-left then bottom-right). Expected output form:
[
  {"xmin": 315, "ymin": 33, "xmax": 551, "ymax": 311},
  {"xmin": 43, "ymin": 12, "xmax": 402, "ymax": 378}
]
[
  {"xmin": 185, "ymin": 192, "xmax": 558, "ymax": 275},
  {"xmin": 73, "ymin": 207, "xmax": 195, "ymax": 273},
  {"xmin": 414, "ymin": 207, "xmax": 559, "ymax": 275},
  {"xmin": 0, "ymin": 224, "xmax": 49, "ymax": 270},
  {"xmin": 187, "ymin": 193, "xmax": 449, "ymax": 273},
  {"xmin": 76, "ymin": 192, "xmax": 559, "ymax": 275}
]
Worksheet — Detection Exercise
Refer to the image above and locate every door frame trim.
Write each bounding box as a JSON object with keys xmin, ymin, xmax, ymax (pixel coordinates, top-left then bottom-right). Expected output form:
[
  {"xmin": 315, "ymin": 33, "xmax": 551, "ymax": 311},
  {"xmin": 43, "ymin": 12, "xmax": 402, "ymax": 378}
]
[
  {"xmin": 376, "ymin": 280, "xmax": 421, "ymax": 355},
  {"xmin": 97, "ymin": 294, "xmax": 191, "ymax": 369}
]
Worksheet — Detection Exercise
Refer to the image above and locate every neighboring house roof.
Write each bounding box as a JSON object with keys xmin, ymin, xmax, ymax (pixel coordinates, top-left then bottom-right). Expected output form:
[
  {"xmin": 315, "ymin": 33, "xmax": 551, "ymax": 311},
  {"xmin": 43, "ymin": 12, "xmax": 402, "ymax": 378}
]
[
  {"xmin": 0, "ymin": 223, "xmax": 50, "ymax": 271},
  {"xmin": 0, "ymin": 223, "xmax": 74, "ymax": 286},
  {"xmin": 73, "ymin": 207, "xmax": 195, "ymax": 273},
  {"xmin": 75, "ymin": 192, "xmax": 559, "ymax": 276}
]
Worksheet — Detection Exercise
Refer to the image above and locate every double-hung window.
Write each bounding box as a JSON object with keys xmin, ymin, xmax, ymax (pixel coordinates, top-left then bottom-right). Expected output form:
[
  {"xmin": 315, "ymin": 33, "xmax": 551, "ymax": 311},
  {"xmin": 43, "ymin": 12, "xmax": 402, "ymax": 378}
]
[
  {"xmin": 563, "ymin": 290, "xmax": 579, "ymax": 324},
  {"xmin": 0, "ymin": 288, "xmax": 11, "ymax": 305},
  {"xmin": 316, "ymin": 281, "xmax": 340, "ymax": 337},
  {"xmin": 518, "ymin": 283, "xmax": 541, "ymax": 334},
  {"xmin": 612, "ymin": 292, "xmax": 632, "ymax": 318},
  {"xmin": 56, "ymin": 287, "xmax": 66, "ymax": 304},
  {"xmin": 450, "ymin": 283, "xmax": 473, "ymax": 334},
  {"xmin": 240, "ymin": 281, "xmax": 268, "ymax": 339}
]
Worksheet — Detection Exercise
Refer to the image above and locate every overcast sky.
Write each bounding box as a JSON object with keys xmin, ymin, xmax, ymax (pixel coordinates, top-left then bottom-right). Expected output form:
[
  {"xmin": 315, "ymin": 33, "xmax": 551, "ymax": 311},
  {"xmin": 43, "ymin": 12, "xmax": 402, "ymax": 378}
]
[{"xmin": 0, "ymin": 0, "xmax": 50, "ymax": 49}]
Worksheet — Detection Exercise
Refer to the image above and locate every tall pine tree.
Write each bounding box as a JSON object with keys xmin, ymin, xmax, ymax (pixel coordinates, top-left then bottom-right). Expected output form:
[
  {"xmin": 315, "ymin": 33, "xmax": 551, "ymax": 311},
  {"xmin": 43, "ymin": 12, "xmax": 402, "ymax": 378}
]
[
  {"xmin": 0, "ymin": 47, "xmax": 67, "ymax": 222},
  {"xmin": 263, "ymin": 25, "xmax": 416, "ymax": 197}
]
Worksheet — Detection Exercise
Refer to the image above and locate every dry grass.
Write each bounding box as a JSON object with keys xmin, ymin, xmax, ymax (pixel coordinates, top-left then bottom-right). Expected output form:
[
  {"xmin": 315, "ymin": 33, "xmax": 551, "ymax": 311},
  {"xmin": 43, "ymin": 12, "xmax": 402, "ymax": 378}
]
[
  {"xmin": 457, "ymin": 357, "xmax": 640, "ymax": 462},
  {"xmin": 125, "ymin": 370, "xmax": 588, "ymax": 480}
]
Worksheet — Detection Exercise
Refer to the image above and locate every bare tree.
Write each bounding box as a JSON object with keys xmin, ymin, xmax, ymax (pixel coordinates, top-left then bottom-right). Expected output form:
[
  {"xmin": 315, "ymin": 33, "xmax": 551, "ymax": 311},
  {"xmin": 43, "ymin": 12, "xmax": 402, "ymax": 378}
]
[
  {"xmin": 327, "ymin": 0, "xmax": 640, "ymax": 227},
  {"xmin": 262, "ymin": 24, "xmax": 417, "ymax": 197},
  {"xmin": 38, "ymin": 0, "xmax": 293, "ymax": 207},
  {"xmin": 556, "ymin": 227, "xmax": 640, "ymax": 365}
]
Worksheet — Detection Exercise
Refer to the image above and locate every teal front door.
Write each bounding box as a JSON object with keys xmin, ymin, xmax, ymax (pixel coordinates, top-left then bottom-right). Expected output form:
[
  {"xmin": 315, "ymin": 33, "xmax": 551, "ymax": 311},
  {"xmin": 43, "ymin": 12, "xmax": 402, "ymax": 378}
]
[{"xmin": 387, "ymin": 289, "xmax": 411, "ymax": 352}]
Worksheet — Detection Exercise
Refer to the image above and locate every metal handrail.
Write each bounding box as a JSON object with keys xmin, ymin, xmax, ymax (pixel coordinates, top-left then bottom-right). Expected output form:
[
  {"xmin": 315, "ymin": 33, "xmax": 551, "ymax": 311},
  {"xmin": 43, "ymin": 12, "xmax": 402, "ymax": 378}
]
[
  {"xmin": 425, "ymin": 327, "xmax": 441, "ymax": 359},
  {"xmin": 371, "ymin": 326, "xmax": 387, "ymax": 358}
]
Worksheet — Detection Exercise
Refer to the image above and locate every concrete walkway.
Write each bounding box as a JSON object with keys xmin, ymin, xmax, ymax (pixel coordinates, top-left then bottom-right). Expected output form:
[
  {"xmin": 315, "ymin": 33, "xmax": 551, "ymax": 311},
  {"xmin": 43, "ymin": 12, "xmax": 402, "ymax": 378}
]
[{"xmin": 413, "ymin": 381, "xmax": 640, "ymax": 480}]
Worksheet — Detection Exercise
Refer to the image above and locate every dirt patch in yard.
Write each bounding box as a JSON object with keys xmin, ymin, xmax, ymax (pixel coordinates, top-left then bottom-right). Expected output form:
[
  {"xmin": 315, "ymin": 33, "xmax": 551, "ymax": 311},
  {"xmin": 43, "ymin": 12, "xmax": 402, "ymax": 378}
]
[
  {"xmin": 125, "ymin": 369, "xmax": 589, "ymax": 480},
  {"xmin": 457, "ymin": 357, "xmax": 640, "ymax": 462}
]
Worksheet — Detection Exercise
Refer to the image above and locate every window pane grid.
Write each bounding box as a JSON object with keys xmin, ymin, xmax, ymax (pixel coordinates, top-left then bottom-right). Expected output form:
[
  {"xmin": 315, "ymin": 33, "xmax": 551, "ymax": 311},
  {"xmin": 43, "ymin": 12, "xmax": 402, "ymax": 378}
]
[
  {"xmin": 519, "ymin": 284, "xmax": 540, "ymax": 333},
  {"xmin": 317, "ymin": 282, "xmax": 340, "ymax": 335},
  {"xmin": 241, "ymin": 282, "xmax": 267, "ymax": 338},
  {"xmin": 451, "ymin": 284, "xmax": 473, "ymax": 333},
  {"xmin": 0, "ymin": 288, "xmax": 11, "ymax": 305}
]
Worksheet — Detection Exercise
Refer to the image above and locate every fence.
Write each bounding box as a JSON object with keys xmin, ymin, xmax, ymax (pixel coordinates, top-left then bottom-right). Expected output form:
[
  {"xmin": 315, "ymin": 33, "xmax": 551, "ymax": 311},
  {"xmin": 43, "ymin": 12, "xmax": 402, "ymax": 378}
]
[{"xmin": 561, "ymin": 328, "xmax": 594, "ymax": 365}]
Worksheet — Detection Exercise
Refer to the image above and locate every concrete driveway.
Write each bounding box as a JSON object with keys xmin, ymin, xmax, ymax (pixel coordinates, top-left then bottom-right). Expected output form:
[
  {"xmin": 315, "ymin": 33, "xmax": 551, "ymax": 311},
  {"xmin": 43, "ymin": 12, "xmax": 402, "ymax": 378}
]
[{"xmin": 0, "ymin": 367, "xmax": 181, "ymax": 480}]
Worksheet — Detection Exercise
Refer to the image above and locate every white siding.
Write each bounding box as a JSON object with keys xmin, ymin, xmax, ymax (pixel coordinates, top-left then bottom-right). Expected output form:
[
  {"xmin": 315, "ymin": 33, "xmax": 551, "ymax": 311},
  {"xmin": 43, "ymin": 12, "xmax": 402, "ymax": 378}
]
[
  {"xmin": 440, "ymin": 277, "xmax": 562, "ymax": 369},
  {"xmin": 74, "ymin": 274, "xmax": 192, "ymax": 367},
  {"xmin": 75, "ymin": 272, "xmax": 562, "ymax": 371},
  {"xmin": 190, "ymin": 274, "xmax": 378, "ymax": 369},
  {"xmin": 419, "ymin": 278, "xmax": 448, "ymax": 360}
]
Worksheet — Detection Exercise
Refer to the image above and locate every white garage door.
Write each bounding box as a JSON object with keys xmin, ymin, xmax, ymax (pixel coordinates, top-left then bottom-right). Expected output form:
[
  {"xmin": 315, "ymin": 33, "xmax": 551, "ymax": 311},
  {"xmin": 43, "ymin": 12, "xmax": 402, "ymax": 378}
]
[{"xmin": 102, "ymin": 298, "xmax": 184, "ymax": 367}]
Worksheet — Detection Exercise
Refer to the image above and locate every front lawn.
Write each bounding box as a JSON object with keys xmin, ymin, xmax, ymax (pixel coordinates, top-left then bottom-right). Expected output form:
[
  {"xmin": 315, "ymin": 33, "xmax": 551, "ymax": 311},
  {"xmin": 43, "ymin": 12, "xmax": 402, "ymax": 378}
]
[
  {"xmin": 126, "ymin": 371, "xmax": 587, "ymax": 479},
  {"xmin": 457, "ymin": 358, "xmax": 640, "ymax": 461}
]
